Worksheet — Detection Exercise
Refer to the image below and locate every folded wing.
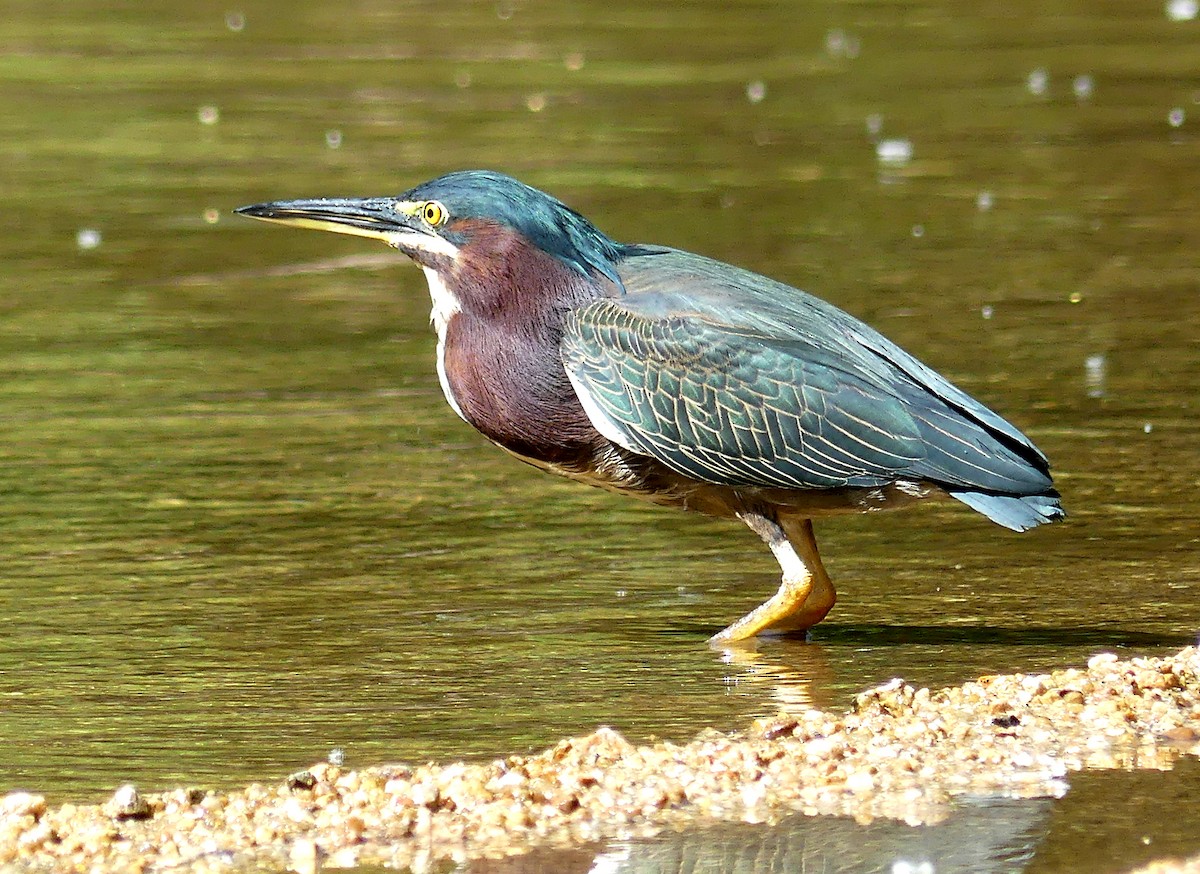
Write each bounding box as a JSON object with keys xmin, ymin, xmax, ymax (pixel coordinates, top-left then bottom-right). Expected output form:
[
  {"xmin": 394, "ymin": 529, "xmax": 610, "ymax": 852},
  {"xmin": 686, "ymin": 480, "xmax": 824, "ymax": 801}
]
[{"xmin": 560, "ymin": 249, "xmax": 1063, "ymax": 530}]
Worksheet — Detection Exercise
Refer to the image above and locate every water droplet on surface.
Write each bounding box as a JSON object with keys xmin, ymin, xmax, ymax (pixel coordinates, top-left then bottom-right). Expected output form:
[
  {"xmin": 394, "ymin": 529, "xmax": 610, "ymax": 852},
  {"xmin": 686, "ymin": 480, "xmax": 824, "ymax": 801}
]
[
  {"xmin": 1167, "ymin": 0, "xmax": 1198, "ymax": 20},
  {"xmin": 891, "ymin": 860, "xmax": 935, "ymax": 874},
  {"xmin": 1144, "ymin": 423, "xmax": 1153, "ymax": 433},
  {"xmin": 876, "ymin": 138, "xmax": 913, "ymax": 164},
  {"xmin": 825, "ymin": 29, "xmax": 846, "ymax": 56},
  {"xmin": 1027, "ymin": 68, "xmax": 1049, "ymax": 96},
  {"xmin": 203, "ymin": 209, "xmax": 220, "ymax": 225},
  {"xmin": 1085, "ymin": 353, "xmax": 1106, "ymax": 398},
  {"xmin": 1168, "ymin": 107, "xmax": 1186, "ymax": 127},
  {"xmin": 981, "ymin": 304, "xmax": 994, "ymax": 320},
  {"xmin": 1069, "ymin": 291, "xmax": 1083, "ymax": 303},
  {"xmin": 746, "ymin": 80, "xmax": 766, "ymax": 104},
  {"xmin": 76, "ymin": 228, "xmax": 101, "ymax": 250},
  {"xmin": 224, "ymin": 11, "xmax": 245, "ymax": 32},
  {"xmin": 197, "ymin": 105, "xmax": 220, "ymax": 125},
  {"xmin": 911, "ymin": 224, "xmax": 924, "ymax": 238},
  {"xmin": 325, "ymin": 129, "xmax": 342, "ymax": 149},
  {"xmin": 823, "ymin": 29, "xmax": 860, "ymax": 58}
]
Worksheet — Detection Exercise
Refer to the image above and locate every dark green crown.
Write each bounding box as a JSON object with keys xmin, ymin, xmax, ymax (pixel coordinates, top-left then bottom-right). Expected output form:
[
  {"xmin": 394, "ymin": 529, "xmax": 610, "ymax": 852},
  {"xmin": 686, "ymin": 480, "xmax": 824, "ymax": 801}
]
[{"xmin": 403, "ymin": 170, "xmax": 629, "ymax": 282}]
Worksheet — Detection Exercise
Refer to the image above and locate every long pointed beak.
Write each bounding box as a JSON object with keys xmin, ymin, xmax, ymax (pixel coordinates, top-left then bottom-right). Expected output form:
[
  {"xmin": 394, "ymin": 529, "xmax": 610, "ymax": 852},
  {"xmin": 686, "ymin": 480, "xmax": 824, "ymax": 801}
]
[
  {"xmin": 237, "ymin": 195, "xmax": 462, "ymax": 262},
  {"xmin": 234, "ymin": 197, "xmax": 422, "ymax": 244}
]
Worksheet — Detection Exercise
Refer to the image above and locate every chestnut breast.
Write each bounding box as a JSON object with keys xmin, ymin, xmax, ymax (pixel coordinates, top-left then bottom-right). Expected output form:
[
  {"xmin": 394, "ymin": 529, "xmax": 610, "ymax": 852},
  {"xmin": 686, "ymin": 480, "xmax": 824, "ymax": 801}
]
[{"xmin": 436, "ymin": 222, "xmax": 609, "ymax": 465}]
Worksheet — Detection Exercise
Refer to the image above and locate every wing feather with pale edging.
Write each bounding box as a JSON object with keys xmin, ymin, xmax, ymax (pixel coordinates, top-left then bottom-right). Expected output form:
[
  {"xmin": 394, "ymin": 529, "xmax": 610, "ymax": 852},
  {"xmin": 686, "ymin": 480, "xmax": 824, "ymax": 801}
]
[{"xmin": 561, "ymin": 298, "xmax": 927, "ymax": 490}]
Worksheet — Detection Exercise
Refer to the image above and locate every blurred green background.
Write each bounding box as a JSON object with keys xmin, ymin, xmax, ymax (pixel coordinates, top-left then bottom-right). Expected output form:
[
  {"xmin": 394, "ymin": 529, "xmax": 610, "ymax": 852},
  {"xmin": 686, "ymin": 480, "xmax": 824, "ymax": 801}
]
[{"xmin": 0, "ymin": 9, "xmax": 1197, "ymax": 862}]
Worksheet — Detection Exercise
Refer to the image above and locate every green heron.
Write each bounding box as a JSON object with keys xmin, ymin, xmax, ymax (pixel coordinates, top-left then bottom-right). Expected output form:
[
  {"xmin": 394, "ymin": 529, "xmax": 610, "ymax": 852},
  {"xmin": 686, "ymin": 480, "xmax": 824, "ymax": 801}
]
[{"xmin": 237, "ymin": 171, "xmax": 1063, "ymax": 643}]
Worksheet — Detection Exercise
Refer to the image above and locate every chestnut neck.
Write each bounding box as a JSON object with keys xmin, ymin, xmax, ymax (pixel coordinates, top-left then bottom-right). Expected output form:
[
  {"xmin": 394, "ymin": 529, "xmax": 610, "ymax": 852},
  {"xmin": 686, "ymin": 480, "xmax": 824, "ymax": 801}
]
[{"xmin": 436, "ymin": 221, "xmax": 617, "ymax": 465}]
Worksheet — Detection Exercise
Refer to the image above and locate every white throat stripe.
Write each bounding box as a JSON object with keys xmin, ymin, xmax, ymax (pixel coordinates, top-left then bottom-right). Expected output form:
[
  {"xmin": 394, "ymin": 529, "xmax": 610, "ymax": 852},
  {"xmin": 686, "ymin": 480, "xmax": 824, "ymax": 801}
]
[
  {"xmin": 386, "ymin": 229, "xmax": 460, "ymax": 260},
  {"xmin": 421, "ymin": 267, "xmax": 468, "ymax": 423}
]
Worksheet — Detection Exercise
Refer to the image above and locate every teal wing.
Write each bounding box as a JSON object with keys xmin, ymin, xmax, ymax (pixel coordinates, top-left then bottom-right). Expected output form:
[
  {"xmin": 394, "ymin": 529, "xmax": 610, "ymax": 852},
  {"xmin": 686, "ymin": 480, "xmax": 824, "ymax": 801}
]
[
  {"xmin": 561, "ymin": 298, "xmax": 927, "ymax": 490},
  {"xmin": 560, "ymin": 248, "xmax": 1063, "ymax": 529}
]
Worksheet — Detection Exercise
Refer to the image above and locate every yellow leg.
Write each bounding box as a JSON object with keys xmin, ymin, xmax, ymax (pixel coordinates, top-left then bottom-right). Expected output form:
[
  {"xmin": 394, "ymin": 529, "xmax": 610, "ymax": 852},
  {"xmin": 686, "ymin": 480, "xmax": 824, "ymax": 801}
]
[
  {"xmin": 709, "ymin": 515, "xmax": 837, "ymax": 644},
  {"xmin": 782, "ymin": 517, "xmax": 836, "ymax": 628}
]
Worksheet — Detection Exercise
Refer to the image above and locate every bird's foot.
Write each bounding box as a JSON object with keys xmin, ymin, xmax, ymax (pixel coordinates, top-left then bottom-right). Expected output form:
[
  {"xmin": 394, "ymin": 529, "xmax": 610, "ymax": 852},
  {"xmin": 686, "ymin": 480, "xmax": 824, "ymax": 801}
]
[{"xmin": 708, "ymin": 574, "xmax": 835, "ymax": 644}]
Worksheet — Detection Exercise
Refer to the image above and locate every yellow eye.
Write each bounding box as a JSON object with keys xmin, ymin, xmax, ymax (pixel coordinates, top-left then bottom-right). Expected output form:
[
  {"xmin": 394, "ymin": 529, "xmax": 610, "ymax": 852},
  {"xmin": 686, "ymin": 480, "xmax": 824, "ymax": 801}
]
[{"xmin": 422, "ymin": 200, "xmax": 447, "ymax": 227}]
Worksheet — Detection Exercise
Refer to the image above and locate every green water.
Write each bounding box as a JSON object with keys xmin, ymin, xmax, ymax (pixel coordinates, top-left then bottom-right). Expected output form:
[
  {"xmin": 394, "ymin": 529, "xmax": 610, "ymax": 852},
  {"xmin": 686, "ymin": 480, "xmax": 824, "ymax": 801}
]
[{"xmin": 2, "ymin": 0, "xmax": 1199, "ymax": 869}]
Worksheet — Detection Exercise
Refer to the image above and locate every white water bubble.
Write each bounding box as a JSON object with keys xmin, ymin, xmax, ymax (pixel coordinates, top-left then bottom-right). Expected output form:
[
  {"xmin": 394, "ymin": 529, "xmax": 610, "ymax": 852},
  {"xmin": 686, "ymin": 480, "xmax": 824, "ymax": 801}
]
[
  {"xmin": 198, "ymin": 105, "xmax": 220, "ymax": 125},
  {"xmin": 824, "ymin": 29, "xmax": 860, "ymax": 59},
  {"xmin": 976, "ymin": 190, "xmax": 994, "ymax": 211},
  {"xmin": 224, "ymin": 11, "xmax": 245, "ymax": 32},
  {"xmin": 1168, "ymin": 107, "xmax": 1186, "ymax": 127},
  {"xmin": 1167, "ymin": 0, "xmax": 1198, "ymax": 20},
  {"xmin": 892, "ymin": 860, "xmax": 934, "ymax": 874},
  {"xmin": 76, "ymin": 228, "xmax": 101, "ymax": 250},
  {"xmin": 865, "ymin": 113, "xmax": 884, "ymax": 137},
  {"xmin": 1027, "ymin": 68, "xmax": 1049, "ymax": 96},
  {"xmin": 1085, "ymin": 353, "xmax": 1106, "ymax": 398},
  {"xmin": 746, "ymin": 80, "xmax": 766, "ymax": 104},
  {"xmin": 1072, "ymin": 74, "xmax": 1094, "ymax": 101},
  {"xmin": 876, "ymin": 138, "xmax": 913, "ymax": 164},
  {"xmin": 825, "ymin": 28, "xmax": 847, "ymax": 56},
  {"xmin": 325, "ymin": 129, "xmax": 342, "ymax": 149}
]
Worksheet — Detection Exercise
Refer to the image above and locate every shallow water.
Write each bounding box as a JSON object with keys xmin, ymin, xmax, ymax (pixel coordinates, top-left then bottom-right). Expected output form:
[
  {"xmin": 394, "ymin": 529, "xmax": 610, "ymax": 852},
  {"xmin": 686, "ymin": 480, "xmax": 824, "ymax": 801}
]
[{"xmin": 2, "ymin": 0, "xmax": 1199, "ymax": 868}]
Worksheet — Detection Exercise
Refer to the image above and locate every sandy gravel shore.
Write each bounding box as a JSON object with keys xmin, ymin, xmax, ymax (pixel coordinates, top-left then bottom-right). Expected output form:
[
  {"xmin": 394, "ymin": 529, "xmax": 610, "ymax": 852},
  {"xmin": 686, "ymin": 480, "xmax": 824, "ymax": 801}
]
[{"xmin": 2, "ymin": 647, "xmax": 1198, "ymax": 872}]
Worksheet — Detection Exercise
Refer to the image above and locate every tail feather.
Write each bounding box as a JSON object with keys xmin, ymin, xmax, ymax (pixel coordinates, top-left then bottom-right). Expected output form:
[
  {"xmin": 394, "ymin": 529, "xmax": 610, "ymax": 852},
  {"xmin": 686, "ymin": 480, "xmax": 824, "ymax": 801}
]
[{"xmin": 950, "ymin": 490, "xmax": 1065, "ymax": 532}]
